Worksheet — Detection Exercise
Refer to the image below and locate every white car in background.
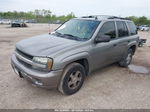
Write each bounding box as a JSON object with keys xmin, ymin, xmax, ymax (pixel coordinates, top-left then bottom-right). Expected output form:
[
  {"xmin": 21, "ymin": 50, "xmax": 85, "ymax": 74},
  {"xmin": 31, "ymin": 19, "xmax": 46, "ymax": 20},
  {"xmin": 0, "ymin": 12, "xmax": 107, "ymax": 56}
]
[
  {"xmin": 0, "ymin": 19, "xmax": 11, "ymax": 24},
  {"xmin": 140, "ymin": 25, "xmax": 150, "ymax": 31},
  {"xmin": 0, "ymin": 19, "xmax": 3, "ymax": 24}
]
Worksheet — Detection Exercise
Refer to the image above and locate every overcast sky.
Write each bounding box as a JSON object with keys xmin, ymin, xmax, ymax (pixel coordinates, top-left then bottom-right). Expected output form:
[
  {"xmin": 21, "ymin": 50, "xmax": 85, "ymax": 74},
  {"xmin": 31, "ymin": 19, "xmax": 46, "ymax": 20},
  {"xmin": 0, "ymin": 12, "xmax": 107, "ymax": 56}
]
[{"xmin": 0, "ymin": 0, "xmax": 149, "ymax": 17}]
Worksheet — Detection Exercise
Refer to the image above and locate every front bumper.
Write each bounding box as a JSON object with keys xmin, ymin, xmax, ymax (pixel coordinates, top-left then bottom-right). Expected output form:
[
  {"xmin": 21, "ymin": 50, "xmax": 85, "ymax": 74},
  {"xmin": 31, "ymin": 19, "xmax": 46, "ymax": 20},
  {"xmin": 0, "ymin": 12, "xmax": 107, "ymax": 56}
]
[{"xmin": 11, "ymin": 54, "xmax": 63, "ymax": 89}]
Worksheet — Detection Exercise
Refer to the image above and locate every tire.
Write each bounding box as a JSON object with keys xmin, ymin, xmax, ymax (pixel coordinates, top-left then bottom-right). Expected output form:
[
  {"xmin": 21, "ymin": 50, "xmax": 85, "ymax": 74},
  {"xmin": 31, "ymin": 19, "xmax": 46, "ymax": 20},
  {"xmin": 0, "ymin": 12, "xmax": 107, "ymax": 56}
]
[
  {"xmin": 58, "ymin": 63, "xmax": 85, "ymax": 95},
  {"xmin": 119, "ymin": 49, "xmax": 133, "ymax": 67}
]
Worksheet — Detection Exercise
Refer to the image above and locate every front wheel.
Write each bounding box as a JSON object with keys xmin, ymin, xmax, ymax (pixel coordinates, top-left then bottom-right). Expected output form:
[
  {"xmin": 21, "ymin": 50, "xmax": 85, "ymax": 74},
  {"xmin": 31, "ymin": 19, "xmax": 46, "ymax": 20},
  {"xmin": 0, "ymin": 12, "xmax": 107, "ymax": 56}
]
[
  {"xmin": 58, "ymin": 63, "xmax": 85, "ymax": 95},
  {"xmin": 119, "ymin": 49, "xmax": 133, "ymax": 67}
]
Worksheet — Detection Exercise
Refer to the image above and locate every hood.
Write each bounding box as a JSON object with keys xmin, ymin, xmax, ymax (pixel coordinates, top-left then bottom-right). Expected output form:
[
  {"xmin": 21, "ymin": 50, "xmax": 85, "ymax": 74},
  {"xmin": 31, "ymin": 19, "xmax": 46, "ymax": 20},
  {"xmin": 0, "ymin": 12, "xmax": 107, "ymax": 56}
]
[{"xmin": 16, "ymin": 34, "xmax": 79, "ymax": 57}]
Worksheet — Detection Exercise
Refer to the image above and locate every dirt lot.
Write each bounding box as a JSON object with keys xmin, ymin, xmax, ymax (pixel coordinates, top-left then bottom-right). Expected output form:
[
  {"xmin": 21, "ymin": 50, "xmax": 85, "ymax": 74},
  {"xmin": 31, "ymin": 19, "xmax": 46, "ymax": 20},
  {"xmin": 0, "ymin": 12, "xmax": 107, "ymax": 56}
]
[{"xmin": 0, "ymin": 24, "xmax": 150, "ymax": 109}]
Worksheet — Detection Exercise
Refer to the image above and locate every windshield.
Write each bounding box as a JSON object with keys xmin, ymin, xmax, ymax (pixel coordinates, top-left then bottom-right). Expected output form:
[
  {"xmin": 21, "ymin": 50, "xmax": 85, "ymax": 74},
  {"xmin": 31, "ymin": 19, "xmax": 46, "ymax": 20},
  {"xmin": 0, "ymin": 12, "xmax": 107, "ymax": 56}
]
[{"xmin": 55, "ymin": 19, "xmax": 100, "ymax": 41}]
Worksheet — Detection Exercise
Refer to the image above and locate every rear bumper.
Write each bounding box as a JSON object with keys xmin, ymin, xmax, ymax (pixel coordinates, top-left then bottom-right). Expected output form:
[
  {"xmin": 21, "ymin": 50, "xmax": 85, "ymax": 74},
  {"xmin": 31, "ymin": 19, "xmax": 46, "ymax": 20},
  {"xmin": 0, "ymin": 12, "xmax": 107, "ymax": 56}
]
[{"xmin": 11, "ymin": 54, "xmax": 63, "ymax": 89}]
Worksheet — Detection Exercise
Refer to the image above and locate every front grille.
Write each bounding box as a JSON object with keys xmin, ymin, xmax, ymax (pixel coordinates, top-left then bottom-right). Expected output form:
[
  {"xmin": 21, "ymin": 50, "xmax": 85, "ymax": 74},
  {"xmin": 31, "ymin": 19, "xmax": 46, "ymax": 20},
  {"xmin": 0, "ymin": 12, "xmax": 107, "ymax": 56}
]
[
  {"xmin": 16, "ymin": 57, "xmax": 32, "ymax": 68},
  {"xmin": 15, "ymin": 48, "xmax": 47, "ymax": 72},
  {"xmin": 15, "ymin": 48, "xmax": 33, "ymax": 68},
  {"xmin": 16, "ymin": 48, "xmax": 33, "ymax": 60}
]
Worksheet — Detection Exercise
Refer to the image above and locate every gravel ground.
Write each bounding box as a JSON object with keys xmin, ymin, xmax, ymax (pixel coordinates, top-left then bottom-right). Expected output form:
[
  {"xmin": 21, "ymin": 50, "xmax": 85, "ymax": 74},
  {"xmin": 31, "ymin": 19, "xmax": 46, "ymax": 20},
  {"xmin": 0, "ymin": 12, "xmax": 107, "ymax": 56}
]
[{"xmin": 0, "ymin": 24, "xmax": 150, "ymax": 109}]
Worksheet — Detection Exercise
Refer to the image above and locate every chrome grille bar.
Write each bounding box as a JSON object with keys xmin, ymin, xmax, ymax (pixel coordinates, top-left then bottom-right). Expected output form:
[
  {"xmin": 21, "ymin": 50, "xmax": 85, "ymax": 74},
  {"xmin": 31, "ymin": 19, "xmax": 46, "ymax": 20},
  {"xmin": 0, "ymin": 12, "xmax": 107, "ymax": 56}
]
[{"xmin": 15, "ymin": 52, "xmax": 46, "ymax": 68}]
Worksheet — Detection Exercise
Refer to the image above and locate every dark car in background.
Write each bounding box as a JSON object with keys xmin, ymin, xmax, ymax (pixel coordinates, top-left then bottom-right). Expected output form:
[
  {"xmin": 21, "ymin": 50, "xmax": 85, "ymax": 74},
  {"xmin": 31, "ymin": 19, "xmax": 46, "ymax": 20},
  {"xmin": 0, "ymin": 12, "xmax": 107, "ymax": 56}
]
[{"xmin": 11, "ymin": 20, "xmax": 27, "ymax": 27}]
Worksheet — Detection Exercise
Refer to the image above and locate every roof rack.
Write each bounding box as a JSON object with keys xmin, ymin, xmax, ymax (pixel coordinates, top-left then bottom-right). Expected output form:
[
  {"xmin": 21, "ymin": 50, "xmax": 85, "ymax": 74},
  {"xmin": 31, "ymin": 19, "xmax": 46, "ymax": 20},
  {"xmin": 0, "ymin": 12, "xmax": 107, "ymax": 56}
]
[{"xmin": 81, "ymin": 15, "xmax": 130, "ymax": 20}]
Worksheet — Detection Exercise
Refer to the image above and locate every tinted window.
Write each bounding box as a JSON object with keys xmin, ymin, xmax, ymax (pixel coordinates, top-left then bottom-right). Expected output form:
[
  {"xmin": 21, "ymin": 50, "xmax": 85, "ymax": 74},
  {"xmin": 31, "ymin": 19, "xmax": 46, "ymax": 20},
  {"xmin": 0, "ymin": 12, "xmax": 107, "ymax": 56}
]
[
  {"xmin": 116, "ymin": 21, "xmax": 129, "ymax": 37},
  {"xmin": 127, "ymin": 22, "xmax": 137, "ymax": 35},
  {"xmin": 98, "ymin": 21, "xmax": 116, "ymax": 39}
]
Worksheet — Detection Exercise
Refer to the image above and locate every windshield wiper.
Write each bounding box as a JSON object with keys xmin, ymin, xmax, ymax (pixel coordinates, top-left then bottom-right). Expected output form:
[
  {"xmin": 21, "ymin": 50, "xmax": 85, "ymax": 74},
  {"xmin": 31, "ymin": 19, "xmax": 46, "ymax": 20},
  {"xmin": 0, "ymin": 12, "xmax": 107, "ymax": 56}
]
[
  {"xmin": 63, "ymin": 34, "xmax": 80, "ymax": 40},
  {"xmin": 54, "ymin": 31, "xmax": 64, "ymax": 36},
  {"xmin": 54, "ymin": 32, "xmax": 83, "ymax": 41}
]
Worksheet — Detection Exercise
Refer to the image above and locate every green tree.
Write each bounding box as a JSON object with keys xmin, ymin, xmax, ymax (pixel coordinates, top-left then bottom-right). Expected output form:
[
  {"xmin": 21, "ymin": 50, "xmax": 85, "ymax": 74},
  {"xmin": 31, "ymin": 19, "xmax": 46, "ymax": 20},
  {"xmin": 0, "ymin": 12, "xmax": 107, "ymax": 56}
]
[{"xmin": 0, "ymin": 10, "xmax": 76, "ymax": 23}]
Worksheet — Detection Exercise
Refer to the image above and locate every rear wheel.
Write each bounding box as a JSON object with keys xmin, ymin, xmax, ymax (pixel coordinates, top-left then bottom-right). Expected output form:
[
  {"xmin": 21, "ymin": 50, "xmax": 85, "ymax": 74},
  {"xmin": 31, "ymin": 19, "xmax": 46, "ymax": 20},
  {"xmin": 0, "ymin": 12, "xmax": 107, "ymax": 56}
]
[
  {"xmin": 58, "ymin": 63, "xmax": 85, "ymax": 95},
  {"xmin": 119, "ymin": 49, "xmax": 133, "ymax": 67}
]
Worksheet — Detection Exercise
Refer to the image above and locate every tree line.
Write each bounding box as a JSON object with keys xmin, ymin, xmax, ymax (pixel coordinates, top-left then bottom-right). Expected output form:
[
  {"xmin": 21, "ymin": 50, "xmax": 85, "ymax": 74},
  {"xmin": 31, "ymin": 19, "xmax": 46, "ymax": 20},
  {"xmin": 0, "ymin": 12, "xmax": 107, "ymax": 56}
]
[
  {"xmin": 0, "ymin": 10, "xmax": 150, "ymax": 25},
  {"xmin": 127, "ymin": 16, "xmax": 150, "ymax": 25},
  {"xmin": 0, "ymin": 9, "xmax": 75, "ymax": 23}
]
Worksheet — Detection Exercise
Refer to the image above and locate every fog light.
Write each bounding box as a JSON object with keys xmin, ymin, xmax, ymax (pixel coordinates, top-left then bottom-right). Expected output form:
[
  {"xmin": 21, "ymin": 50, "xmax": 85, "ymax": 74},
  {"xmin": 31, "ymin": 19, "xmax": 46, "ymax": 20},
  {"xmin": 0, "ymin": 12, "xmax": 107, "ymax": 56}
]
[{"xmin": 35, "ymin": 81, "xmax": 43, "ymax": 86}]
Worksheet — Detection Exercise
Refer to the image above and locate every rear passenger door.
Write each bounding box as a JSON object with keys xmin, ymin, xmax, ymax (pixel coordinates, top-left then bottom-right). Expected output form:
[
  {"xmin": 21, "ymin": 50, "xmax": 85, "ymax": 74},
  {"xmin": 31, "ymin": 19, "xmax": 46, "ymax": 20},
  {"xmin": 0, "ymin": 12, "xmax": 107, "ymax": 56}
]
[{"xmin": 114, "ymin": 21, "xmax": 130, "ymax": 60}]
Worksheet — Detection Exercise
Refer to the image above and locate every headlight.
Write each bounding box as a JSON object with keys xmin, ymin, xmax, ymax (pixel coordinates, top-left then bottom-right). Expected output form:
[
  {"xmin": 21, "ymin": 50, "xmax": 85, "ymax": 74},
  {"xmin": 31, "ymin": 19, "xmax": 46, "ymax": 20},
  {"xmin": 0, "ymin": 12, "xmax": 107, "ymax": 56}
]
[{"xmin": 32, "ymin": 57, "xmax": 53, "ymax": 71}]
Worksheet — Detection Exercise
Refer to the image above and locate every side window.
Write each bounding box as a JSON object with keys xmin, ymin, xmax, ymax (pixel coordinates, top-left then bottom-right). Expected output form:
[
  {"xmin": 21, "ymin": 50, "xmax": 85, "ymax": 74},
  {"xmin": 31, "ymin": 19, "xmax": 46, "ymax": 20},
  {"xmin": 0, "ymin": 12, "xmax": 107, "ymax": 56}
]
[
  {"xmin": 116, "ymin": 21, "xmax": 129, "ymax": 37},
  {"xmin": 98, "ymin": 21, "xmax": 116, "ymax": 39},
  {"xmin": 127, "ymin": 22, "xmax": 137, "ymax": 35}
]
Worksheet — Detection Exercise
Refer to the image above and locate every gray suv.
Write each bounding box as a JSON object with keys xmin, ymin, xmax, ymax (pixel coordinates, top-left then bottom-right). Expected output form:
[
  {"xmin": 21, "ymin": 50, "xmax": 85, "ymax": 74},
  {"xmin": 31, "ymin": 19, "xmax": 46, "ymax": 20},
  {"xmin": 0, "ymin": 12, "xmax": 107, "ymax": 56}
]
[{"xmin": 11, "ymin": 15, "xmax": 139, "ymax": 95}]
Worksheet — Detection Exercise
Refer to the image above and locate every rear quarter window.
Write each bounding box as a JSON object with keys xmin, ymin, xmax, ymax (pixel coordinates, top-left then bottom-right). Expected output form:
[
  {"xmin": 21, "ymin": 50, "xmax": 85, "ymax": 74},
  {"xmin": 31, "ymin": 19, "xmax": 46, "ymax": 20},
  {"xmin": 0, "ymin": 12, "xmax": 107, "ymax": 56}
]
[{"xmin": 127, "ymin": 22, "xmax": 137, "ymax": 35}]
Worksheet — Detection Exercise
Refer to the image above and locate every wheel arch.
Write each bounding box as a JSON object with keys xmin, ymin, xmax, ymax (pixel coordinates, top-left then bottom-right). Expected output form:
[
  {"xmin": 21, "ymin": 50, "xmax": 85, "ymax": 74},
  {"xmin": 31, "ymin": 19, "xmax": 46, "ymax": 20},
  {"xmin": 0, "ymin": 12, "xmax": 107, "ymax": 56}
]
[
  {"xmin": 58, "ymin": 52, "xmax": 90, "ymax": 76},
  {"xmin": 62, "ymin": 58, "xmax": 90, "ymax": 76},
  {"xmin": 129, "ymin": 45, "xmax": 136, "ymax": 54},
  {"xmin": 73, "ymin": 58, "xmax": 89, "ymax": 76}
]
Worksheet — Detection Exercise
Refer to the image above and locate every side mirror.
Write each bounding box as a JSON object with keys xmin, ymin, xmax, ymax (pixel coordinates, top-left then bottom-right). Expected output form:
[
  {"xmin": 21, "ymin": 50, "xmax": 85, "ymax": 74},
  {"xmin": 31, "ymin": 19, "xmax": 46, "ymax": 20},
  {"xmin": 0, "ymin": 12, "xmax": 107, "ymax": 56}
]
[{"xmin": 95, "ymin": 35, "xmax": 111, "ymax": 43}]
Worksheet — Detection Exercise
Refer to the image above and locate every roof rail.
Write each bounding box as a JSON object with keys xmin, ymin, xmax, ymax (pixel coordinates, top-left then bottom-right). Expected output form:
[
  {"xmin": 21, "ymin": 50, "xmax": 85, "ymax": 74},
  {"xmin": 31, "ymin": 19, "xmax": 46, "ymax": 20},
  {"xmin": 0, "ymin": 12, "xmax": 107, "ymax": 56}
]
[
  {"xmin": 108, "ymin": 16, "xmax": 130, "ymax": 20},
  {"xmin": 81, "ymin": 15, "xmax": 130, "ymax": 20}
]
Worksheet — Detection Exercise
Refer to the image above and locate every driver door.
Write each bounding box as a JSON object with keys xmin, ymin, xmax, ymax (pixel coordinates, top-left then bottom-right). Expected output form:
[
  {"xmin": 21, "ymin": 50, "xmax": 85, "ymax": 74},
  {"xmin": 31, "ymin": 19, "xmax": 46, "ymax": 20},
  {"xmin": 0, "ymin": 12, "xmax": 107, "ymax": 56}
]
[{"xmin": 90, "ymin": 21, "xmax": 119, "ymax": 70}]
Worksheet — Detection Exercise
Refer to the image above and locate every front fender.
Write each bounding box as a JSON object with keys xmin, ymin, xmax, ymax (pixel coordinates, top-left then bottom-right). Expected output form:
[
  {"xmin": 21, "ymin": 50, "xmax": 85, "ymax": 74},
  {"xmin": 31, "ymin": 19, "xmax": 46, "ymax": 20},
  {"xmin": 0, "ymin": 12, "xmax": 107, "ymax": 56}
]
[{"xmin": 52, "ymin": 52, "xmax": 91, "ymax": 71}]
